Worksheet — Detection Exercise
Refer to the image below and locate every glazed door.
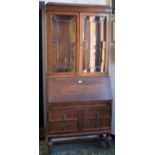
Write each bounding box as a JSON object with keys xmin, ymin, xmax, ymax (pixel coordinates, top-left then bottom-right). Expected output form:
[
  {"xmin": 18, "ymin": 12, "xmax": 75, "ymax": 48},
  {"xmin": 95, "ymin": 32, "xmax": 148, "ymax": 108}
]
[
  {"xmin": 47, "ymin": 12, "xmax": 79, "ymax": 76},
  {"xmin": 80, "ymin": 13, "xmax": 110, "ymax": 76}
]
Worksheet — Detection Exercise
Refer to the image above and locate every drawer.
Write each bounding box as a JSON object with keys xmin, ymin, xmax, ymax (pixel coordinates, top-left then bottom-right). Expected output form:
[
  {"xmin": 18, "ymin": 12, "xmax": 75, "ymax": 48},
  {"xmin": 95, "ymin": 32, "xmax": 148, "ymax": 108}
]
[
  {"xmin": 47, "ymin": 101, "xmax": 112, "ymax": 111},
  {"xmin": 83, "ymin": 118, "xmax": 111, "ymax": 131},
  {"xmin": 48, "ymin": 121, "xmax": 78, "ymax": 133},
  {"xmin": 83, "ymin": 109, "xmax": 111, "ymax": 119},
  {"xmin": 48, "ymin": 110, "xmax": 78, "ymax": 122}
]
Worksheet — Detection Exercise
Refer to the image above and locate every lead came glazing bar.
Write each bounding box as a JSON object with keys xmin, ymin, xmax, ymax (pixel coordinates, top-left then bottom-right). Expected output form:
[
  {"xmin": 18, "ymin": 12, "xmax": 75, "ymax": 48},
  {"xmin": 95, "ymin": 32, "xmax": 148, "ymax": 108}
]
[{"xmin": 51, "ymin": 15, "xmax": 76, "ymax": 72}]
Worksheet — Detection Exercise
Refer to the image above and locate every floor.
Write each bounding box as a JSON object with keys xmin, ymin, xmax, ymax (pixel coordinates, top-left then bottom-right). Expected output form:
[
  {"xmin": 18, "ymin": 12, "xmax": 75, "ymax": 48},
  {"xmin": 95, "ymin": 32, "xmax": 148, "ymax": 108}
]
[{"xmin": 39, "ymin": 137, "xmax": 115, "ymax": 155}]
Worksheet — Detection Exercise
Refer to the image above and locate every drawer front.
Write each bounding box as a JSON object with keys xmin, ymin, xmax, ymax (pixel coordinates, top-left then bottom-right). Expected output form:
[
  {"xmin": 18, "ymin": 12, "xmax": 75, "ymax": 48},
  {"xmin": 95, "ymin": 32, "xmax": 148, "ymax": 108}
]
[
  {"xmin": 48, "ymin": 121, "xmax": 78, "ymax": 133},
  {"xmin": 83, "ymin": 109, "xmax": 111, "ymax": 119},
  {"xmin": 83, "ymin": 118, "xmax": 111, "ymax": 131},
  {"xmin": 48, "ymin": 101, "xmax": 111, "ymax": 111},
  {"xmin": 48, "ymin": 111, "xmax": 78, "ymax": 122},
  {"xmin": 47, "ymin": 101, "xmax": 112, "ymax": 134}
]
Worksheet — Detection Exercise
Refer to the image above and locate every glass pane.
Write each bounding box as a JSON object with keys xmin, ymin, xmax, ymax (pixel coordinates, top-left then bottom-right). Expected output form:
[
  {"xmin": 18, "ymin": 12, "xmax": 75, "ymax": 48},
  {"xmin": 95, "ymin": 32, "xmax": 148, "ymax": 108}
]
[
  {"xmin": 52, "ymin": 15, "xmax": 76, "ymax": 72},
  {"xmin": 83, "ymin": 16, "xmax": 107, "ymax": 73}
]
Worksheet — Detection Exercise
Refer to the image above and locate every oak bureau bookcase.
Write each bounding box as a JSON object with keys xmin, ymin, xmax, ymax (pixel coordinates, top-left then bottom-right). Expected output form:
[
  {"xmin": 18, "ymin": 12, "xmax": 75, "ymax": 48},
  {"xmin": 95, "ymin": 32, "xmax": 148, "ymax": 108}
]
[{"xmin": 45, "ymin": 3, "xmax": 112, "ymax": 154}]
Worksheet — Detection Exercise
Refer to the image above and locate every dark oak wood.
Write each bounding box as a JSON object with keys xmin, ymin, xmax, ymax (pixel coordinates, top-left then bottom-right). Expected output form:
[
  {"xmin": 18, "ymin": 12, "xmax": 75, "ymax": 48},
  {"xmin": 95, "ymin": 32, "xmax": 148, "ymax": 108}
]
[
  {"xmin": 46, "ymin": 3, "xmax": 111, "ymax": 77},
  {"xmin": 47, "ymin": 101, "xmax": 112, "ymax": 111},
  {"xmin": 47, "ymin": 77, "xmax": 112, "ymax": 103},
  {"xmin": 47, "ymin": 11, "xmax": 79, "ymax": 76},
  {"xmin": 46, "ymin": 2, "xmax": 112, "ymax": 13},
  {"xmin": 45, "ymin": 3, "xmax": 113, "ymax": 154},
  {"xmin": 48, "ymin": 110, "xmax": 78, "ymax": 122},
  {"xmin": 48, "ymin": 121, "xmax": 78, "ymax": 133},
  {"xmin": 47, "ymin": 100, "xmax": 112, "ymax": 135},
  {"xmin": 48, "ymin": 130, "xmax": 111, "ymax": 138},
  {"xmin": 46, "ymin": 78, "xmax": 112, "ymax": 150}
]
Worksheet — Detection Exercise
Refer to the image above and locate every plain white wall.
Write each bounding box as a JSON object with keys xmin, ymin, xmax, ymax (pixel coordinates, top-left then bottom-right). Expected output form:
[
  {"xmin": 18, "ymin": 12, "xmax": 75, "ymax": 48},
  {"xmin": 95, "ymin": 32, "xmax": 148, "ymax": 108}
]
[{"xmin": 41, "ymin": 0, "xmax": 115, "ymax": 134}]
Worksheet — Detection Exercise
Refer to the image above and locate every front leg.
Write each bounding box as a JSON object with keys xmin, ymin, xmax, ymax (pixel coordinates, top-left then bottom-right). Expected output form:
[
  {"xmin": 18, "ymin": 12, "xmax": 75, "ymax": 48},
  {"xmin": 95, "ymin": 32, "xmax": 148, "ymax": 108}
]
[
  {"xmin": 45, "ymin": 135, "xmax": 53, "ymax": 155},
  {"xmin": 105, "ymin": 134, "xmax": 112, "ymax": 148},
  {"xmin": 48, "ymin": 141, "xmax": 53, "ymax": 155}
]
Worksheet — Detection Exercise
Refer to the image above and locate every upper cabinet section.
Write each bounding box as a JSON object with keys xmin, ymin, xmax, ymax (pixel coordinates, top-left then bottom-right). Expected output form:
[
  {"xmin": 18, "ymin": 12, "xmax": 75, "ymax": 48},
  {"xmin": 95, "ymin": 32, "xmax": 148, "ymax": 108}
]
[{"xmin": 46, "ymin": 3, "xmax": 111, "ymax": 77}]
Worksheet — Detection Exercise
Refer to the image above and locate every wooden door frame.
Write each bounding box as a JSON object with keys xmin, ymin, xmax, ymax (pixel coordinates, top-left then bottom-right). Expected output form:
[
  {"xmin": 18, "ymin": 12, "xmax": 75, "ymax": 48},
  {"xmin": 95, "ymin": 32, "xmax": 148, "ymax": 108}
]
[
  {"xmin": 79, "ymin": 12, "xmax": 110, "ymax": 77},
  {"xmin": 46, "ymin": 11, "xmax": 80, "ymax": 77}
]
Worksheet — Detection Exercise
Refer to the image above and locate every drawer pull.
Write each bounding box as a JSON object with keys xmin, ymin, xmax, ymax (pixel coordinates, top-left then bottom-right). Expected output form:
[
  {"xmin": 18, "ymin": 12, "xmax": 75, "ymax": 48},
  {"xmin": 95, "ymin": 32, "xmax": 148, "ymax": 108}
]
[{"xmin": 78, "ymin": 80, "xmax": 82, "ymax": 84}]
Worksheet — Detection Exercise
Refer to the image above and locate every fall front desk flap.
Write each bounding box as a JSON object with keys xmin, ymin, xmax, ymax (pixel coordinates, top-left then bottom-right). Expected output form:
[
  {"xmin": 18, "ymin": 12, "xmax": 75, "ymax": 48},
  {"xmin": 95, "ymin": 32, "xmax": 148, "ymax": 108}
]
[{"xmin": 47, "ymin": 77, "xmax": 112, "ymax": 103}]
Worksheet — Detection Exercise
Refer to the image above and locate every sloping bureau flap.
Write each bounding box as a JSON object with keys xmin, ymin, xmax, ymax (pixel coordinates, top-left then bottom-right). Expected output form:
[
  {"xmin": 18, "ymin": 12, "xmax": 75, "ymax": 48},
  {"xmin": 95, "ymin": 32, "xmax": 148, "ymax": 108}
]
[{"xmin": 47, "ymin": 77, "xmax": 112, "ymax": 103}]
